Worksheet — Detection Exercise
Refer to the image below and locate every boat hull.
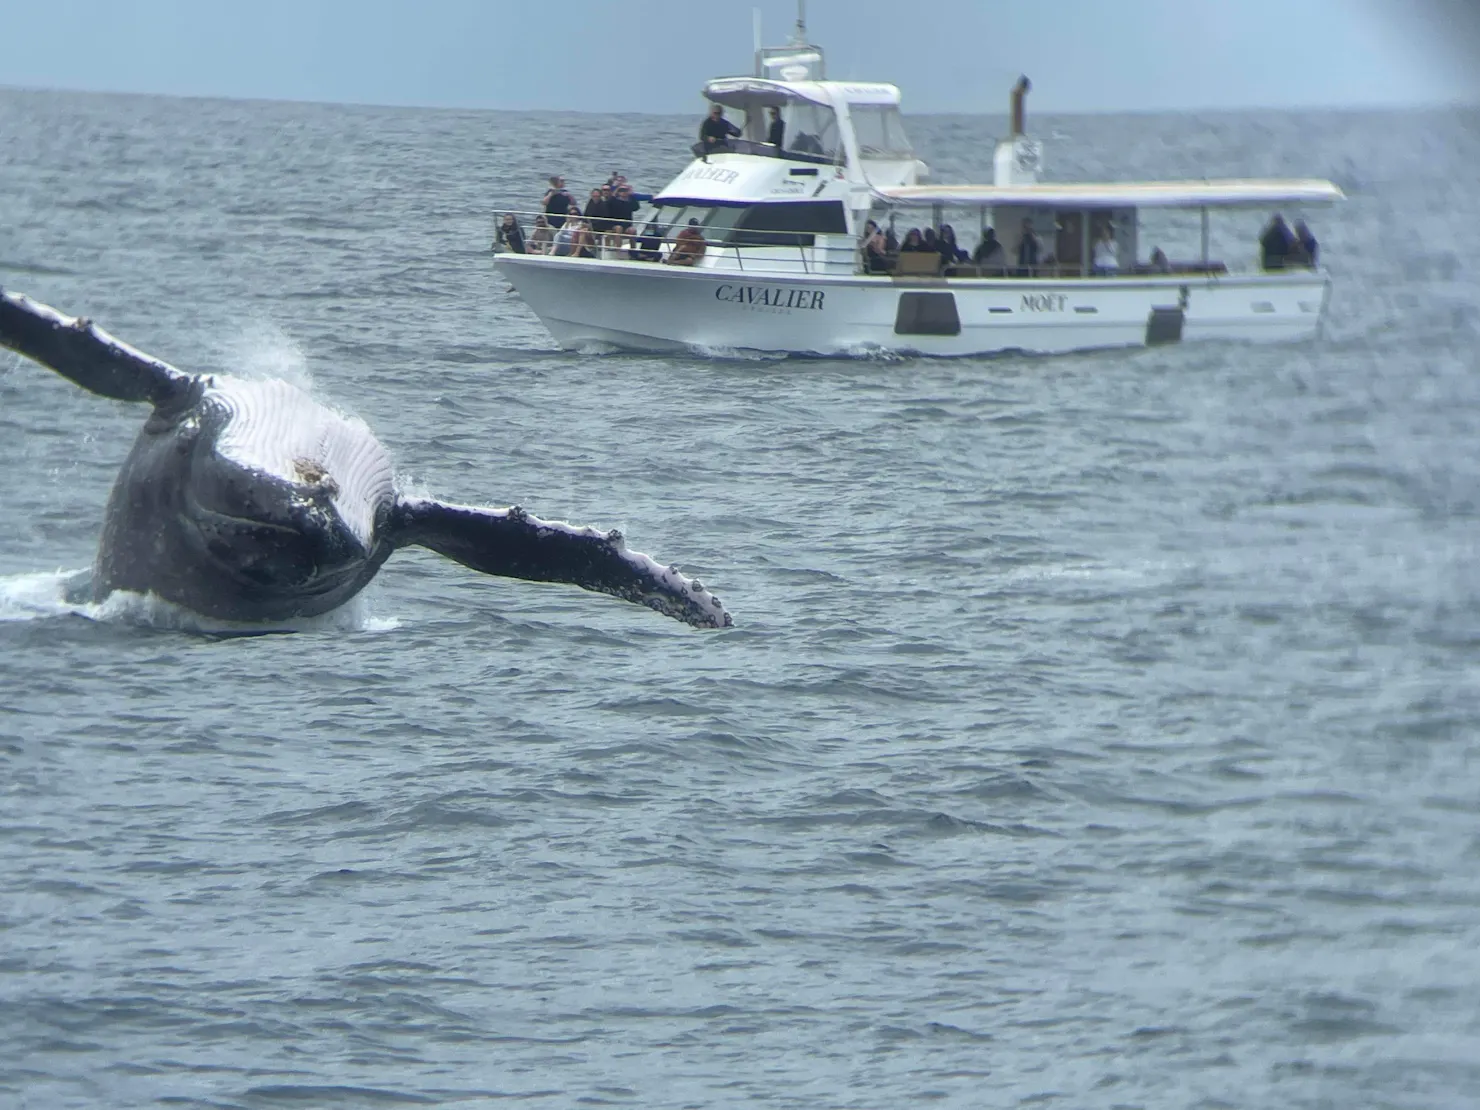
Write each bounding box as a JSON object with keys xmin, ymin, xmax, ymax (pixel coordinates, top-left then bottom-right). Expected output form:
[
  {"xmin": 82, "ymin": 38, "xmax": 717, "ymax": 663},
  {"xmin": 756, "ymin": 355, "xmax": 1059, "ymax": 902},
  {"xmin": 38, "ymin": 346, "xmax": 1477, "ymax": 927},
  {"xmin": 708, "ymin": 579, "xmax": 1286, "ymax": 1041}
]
[{"xmin": 494, "ymin": 255, "xmax": 1331, "ymax": 357}]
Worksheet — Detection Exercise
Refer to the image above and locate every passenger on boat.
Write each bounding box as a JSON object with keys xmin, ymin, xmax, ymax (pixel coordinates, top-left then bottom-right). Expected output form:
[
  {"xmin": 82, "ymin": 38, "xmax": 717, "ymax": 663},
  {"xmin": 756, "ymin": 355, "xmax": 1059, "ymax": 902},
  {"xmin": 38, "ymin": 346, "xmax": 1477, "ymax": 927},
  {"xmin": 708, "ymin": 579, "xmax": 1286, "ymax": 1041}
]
[
  {"xmin": 527, "ymin": 214, "xmax": 553, "ymax": 255},
  {"xmin": 767, "ymin": 107, "xmax": 785, "ymax": 151},
  {"xmin": 1149, "ymin": 246, "xmax": 1171, "ymax": 273},
  {"xmin": 884, "ymin": 224, "xmax": 899, "ymax": 253},
  {"xmin": 665, "ymin": 218, "xmax": 707, "ymax": 266},
  {"xmin": 1260, "ymin": 214, "xmax": 1294, "ymax": 270},
  {"xmin": 543, "ymin": 176, "xmax": 573, "ymax": 229},
  {"xmin": 606, "ymin": 184, "xmax": 638, "ymax": 230},
  {"xmin": 572, "ymin": 219, "xmax": 598, "ymax": 259},
  {"xmin": 900, "ymin": 228, "xmax": 930, "ymax": 252},
  {"xmin": 862, "ymin": 221, "xmax": 889, "ymax": 273},
  {"xmin": 922, "ymin": 228, "xmax": 938, "ymax": 253},
  {"xmin": 612, "ymin": 224, "xmax": 639, "ymax": 260},
  {"xmin": 700, "ymin": 105, "xmax": 742, "ymax": 159},
  {"xmin": 937, "ymin": 225, "xmax": 967, "ymax": 265},
  {"xmin": 551, "ymin": 217, "xmax": 577, "ymax": 257},
  {"xmin": 494, "ymin": 213, "xmax": 526, "ymax": 254},
  {"xmin": 633, "ymin": 222, "xmax": 663, "ymax": 262},
  {"xmin": 584, "ymin": 188, "xmax": 607, "ymax": 226},
  {"xmin": 1092, "ymin": 226, "xmax": 1119, "ymax": 276},
  {"xmin": 972, "ymin": 228, "xmax": 1003, "ymax": 268},
  {"xmin": 1293, "ymin": 220, "xmax": 1319, "ymax": 267},
  {"xmin": 1016, "ymin": 218, "xmax": 1040, "ymax": 276}
]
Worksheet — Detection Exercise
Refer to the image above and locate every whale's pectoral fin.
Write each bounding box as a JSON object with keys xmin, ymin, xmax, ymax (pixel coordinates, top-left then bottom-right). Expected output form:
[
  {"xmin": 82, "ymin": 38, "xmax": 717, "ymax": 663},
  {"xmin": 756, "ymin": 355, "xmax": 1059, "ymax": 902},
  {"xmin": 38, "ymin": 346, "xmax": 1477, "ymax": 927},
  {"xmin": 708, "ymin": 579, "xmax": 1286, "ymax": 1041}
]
[
  {"xmin": 0, "ymin": 289, "xmax": 196, "ymax": 405},
  {"xmin": 389, "ymin": 497, "xmax": 732, "ymax": 628}
]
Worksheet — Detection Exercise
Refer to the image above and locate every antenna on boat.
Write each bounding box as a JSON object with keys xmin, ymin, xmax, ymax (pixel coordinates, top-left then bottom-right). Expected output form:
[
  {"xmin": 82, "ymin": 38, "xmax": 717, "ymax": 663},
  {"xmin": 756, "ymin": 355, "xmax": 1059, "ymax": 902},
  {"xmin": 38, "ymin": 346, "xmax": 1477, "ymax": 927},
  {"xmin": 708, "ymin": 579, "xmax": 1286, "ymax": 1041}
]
[
  {"xmin": 753, "ymin": 7, "xmax": 762, "ymax": 56},
  {"xmin": 756, "ymin": 0, "xmax": 825, "ymax": 81}
]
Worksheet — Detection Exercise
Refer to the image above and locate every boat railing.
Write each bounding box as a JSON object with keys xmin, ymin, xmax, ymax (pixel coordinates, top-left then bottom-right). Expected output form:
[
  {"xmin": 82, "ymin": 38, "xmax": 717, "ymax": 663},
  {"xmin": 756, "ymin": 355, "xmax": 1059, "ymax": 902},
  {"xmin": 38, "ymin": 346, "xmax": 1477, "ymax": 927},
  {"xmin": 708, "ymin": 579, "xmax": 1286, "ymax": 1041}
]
[
  {"xmin": 491, "ymin": 212, "xmax": 1315, "ymax": 281},
  {"xmin": 490, "ymin": 210, "xmax": 861, "ymax": 275},
  {"xmin": 687, "ymin": 139, "xmax": 839, "ymax": 166}
]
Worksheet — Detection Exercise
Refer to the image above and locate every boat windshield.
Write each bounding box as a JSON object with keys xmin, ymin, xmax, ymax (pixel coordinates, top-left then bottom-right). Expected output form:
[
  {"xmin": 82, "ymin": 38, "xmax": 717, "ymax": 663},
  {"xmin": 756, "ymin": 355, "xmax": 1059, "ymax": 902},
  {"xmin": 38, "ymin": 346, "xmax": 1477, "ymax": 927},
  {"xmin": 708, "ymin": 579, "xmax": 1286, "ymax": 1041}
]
[
  {"xmin": 782, "ymin": 102, "xmax": 841, "ymax": 161},
  {"xmin": 850, "ymin": 104, "xmax": 912, "ymax": 158}
]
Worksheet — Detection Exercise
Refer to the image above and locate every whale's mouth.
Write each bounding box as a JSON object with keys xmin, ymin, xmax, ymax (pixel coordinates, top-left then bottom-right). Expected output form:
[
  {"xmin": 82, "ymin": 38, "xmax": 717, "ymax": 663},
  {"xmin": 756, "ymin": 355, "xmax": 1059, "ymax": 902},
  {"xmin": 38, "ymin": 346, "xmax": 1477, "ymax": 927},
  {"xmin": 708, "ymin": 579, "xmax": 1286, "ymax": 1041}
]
[{"xmin": 184, "ymin": 499, "xmax": 367, "ymax": 594}]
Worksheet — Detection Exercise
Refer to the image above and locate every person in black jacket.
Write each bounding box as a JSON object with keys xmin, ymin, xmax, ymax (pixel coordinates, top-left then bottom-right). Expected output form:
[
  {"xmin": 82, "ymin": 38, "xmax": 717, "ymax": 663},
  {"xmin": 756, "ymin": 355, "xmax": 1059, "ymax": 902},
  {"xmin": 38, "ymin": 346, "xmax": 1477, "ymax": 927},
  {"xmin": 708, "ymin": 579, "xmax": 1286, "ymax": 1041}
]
[
  {"xmin": 700, "ymin": 104, "xmax": 741, "ymax": 159},
  {"xmin": 972, "ymin": 228, "xmax": 1002, "ymax": 267},
  {"xmin": 543, "ymin": 176, "xmax": 573, "ymax": 229},
  {"xmin": 1260, "ymin": 214, "xmax": 1294, "ymax": 270},
  {"xmin": 1016, "ymin": 218, "xmax": 1040, "ymax": 275},
  {"xmin": 1293, "ymin": 219, "xmax": 1318, "ymax": 267},
  {"xmin": 494, "ymin": 213, "xmax": 526, "ymax": 254},
  {"xmin": 767, "ymin": 107, "xmax": 785, "ymax": 151},
  {"xmin": 606, "ymin": 184, "xmax": 638, "ymax": 229},
  {"xmin": 937, "ymin": 224, "xmax": 967, "ymax": 265},
  {"xmin": 900, "ymin": 228, "xmax": 930, "ymax": 252}
]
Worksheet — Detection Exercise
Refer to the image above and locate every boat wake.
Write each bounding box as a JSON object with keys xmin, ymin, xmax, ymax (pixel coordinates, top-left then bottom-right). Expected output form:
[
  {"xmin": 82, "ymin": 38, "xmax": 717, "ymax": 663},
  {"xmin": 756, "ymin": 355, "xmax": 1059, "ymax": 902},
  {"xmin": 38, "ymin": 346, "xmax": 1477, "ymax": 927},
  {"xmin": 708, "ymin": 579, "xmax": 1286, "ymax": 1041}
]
[
  {"xmin": 0, "ymin": 569, "xmax": 399, "ymax": 636},
  {"xmin": 683, "ymin": 342, "xmax": 789, "ymax": 362}
]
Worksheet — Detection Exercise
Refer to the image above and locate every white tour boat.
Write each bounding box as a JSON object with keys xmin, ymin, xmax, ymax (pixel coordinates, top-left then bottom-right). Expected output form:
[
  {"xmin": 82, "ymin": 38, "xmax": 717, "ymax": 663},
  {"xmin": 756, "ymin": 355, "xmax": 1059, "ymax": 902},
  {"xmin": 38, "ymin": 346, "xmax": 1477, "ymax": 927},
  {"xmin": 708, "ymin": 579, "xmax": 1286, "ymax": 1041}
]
[{"xmin": 493, "ymin": 10, "xmax": 1344, "ymax": 358}]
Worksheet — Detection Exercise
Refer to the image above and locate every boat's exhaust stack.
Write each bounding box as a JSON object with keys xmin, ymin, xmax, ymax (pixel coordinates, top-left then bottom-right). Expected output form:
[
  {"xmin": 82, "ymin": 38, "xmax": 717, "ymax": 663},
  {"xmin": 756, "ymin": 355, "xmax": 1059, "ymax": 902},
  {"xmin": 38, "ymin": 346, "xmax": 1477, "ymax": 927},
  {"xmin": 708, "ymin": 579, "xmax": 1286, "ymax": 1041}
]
[
  {"xmin": 1010, "ymin": 75, "xmax": 1031, "ymax": 137},
  {"xmin": 995, "ymin": 75, "xmax": 1042, "ymax": 186}
]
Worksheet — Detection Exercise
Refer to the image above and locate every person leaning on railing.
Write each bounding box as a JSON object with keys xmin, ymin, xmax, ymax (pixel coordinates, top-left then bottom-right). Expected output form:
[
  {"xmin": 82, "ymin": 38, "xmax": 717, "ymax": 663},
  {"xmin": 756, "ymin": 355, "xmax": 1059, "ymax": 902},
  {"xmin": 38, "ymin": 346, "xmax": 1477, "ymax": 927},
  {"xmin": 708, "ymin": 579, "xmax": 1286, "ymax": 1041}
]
[
  {"xmin": 699, "ymin": 104, "xmax": 741, "ymax": 161},
  {"xmin": 665, "ymin": 219, "xmax": 707, "ymax": 266}
]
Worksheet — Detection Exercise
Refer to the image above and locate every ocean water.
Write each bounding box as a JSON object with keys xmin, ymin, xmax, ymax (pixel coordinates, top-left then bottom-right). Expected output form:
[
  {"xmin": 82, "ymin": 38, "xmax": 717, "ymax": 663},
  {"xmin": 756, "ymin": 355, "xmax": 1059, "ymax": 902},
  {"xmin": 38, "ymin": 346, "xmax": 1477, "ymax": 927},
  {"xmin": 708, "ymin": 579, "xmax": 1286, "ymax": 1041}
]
[{"xmin": 2, "ymin": 86, "xmax": 1480, "ymax": 1109}]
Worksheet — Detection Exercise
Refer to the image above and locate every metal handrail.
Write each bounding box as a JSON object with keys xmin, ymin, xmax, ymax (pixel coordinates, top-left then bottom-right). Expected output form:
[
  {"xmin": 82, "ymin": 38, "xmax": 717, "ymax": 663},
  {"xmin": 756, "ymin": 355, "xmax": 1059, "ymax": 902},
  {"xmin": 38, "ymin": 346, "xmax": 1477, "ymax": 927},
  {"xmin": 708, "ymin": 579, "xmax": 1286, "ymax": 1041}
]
[
  {"xmin": 489, "ymin": 209, "xmax": 856, "ymax": 273},
  {"xmin": 687, "ymin": 138, "xmax": 840, "ymax": 167},
  {"xmin": 489, "ymin": 210, "xmax": 1312, "ymax": 281}
]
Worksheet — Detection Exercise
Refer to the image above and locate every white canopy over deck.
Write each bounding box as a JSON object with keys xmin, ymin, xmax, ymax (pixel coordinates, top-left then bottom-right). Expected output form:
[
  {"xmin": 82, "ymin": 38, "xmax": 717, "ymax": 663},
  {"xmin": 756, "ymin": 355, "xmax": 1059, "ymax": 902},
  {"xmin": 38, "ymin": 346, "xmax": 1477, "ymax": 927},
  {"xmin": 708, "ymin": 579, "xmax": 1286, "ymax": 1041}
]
[
  {"xmin": 876, "ymin": 179, "xmax": 1346, "ymax": 209},
  {"xmin": 703, "ymin": 77, "xmax": 902, "ymax": 110}
]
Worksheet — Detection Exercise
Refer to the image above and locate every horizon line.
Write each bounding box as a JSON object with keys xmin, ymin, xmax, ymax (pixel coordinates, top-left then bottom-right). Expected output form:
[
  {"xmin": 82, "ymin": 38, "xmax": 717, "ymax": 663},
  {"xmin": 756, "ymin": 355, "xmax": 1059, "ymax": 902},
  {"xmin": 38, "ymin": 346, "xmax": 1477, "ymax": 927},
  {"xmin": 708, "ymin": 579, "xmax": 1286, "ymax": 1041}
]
[{"xmin": 3, "ymin": 81, "xmax": 1477, "ymax": 119}]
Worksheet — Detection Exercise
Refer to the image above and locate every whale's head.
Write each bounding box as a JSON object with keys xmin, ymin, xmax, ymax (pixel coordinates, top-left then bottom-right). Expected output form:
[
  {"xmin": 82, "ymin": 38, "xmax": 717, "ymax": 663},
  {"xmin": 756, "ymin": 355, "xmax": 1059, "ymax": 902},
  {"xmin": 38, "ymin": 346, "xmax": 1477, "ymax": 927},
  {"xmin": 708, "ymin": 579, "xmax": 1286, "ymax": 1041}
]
[
  {"xmin": 172, "ymin": 378, "xmax": 397, "ymax": 600},
  {"xmin": 182, "ymin": 452, "xmax": 372, "ymax": 595}
]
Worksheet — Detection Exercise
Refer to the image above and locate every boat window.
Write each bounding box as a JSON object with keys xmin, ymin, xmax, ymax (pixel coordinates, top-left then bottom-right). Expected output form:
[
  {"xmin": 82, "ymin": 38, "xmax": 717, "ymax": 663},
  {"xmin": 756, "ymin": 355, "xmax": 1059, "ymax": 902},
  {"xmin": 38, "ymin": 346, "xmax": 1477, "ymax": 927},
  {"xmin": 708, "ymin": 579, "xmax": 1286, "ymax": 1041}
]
[
  {"xmin": 647, "ymin": 202, "xmax": 846, "ymax": 247},
  {"xmin": 728, "ymin": 201, "xmax": 848, "ymax": 247},
  {"xmin": 783, "ymin": 102, "xmax": 840, "ymax": 162},
  {"xmin": 850, "ymin": 105, "xmax": 912, "ymax": 158}
]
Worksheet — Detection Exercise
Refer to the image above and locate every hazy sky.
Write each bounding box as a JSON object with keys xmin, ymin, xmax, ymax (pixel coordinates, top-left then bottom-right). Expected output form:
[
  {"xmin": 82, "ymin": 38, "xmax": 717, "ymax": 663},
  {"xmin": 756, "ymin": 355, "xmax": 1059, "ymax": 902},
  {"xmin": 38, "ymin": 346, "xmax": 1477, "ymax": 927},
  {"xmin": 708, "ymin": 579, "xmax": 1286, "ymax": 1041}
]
[{"xmin": 1, "ymin": 0, "xmax": 1477, "ymax": 115}]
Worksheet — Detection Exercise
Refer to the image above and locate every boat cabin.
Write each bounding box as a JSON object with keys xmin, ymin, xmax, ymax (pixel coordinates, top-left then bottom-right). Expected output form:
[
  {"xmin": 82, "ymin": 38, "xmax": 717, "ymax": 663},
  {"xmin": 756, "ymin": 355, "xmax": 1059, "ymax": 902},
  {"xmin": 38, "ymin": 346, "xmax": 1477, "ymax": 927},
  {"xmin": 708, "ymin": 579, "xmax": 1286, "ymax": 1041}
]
[{"xmin": 873, "ymin": 180, "xmax": 1342, "ymax": 280}]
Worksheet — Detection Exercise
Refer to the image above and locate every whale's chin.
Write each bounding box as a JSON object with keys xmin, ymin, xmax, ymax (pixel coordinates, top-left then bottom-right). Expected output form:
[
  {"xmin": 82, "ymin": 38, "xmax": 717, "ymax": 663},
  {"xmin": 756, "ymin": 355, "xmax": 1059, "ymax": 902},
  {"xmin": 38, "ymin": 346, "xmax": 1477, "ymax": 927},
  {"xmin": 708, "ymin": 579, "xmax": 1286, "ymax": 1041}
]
[{"xmin": 185, "ymin": 502, "xmax": 367, "ymax": 594}]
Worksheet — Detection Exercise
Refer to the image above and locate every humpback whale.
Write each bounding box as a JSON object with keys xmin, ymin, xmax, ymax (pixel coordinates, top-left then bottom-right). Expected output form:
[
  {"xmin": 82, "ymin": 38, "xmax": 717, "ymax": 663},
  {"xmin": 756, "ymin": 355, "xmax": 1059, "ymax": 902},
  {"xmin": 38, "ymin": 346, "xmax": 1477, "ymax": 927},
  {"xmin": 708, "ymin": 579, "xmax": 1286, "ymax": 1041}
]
[{"xmin": 0, "ymin": 290, "xmax": 731, "ymax": 628}]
